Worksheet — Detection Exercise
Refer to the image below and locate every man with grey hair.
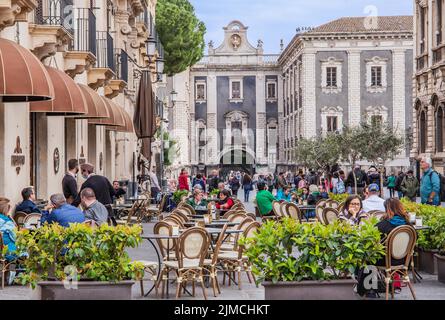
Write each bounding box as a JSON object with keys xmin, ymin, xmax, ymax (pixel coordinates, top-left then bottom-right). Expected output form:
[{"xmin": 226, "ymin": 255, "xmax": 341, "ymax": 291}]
[
  {"xmin": 420, "ymin": 157, "xmax": 441, "ymax": 206},
  {"xmin": 81, "ymin": 188, "xmax": 109, "ymax": 225},
  {"xmin": 41, "ymin": 193, "xmax": 85, "ymax": 227}
]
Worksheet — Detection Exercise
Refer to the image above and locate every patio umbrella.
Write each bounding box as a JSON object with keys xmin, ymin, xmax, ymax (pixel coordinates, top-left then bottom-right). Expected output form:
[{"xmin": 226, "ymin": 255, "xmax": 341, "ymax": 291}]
[{"xmin": 133, "ymin": 70, "xmax": 157, "ymax": 162}]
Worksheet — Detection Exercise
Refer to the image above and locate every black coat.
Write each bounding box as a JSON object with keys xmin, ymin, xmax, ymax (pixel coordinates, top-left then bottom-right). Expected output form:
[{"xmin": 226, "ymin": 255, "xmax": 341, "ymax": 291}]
[
  {"xmin": 62, "ymin": 174, "xmax": 78, "ymax": 203},
  {"xmin": 72, "ymin": 175, "xmax": 115, "ymax": 207}
]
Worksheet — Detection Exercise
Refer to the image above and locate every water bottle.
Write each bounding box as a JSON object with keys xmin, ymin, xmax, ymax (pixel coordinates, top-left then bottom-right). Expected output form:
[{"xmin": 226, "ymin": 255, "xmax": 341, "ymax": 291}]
[{"xmin": 211, "ymin": 203, "xmax": 216, "ymax": 220}]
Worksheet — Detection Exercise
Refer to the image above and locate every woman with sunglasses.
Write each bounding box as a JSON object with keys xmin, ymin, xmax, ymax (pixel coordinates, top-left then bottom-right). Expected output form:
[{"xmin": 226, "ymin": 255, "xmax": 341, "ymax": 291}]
[{"xmin": 338, "ymin": 195, "xmax": 368, "ymax": 225}]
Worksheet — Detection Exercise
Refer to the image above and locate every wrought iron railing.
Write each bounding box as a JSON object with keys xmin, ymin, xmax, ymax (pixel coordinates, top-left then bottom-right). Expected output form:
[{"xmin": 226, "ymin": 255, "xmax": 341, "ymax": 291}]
[
  {"xmin": 34, "ymin": 0, "xmax": 74, "ymax": 35},
  {"xmin": 96, "ymin": 31, "xmax": 115, "ymax": 72},
  {"xmin": 72, "ymin": 8, "xmax": 96, "ymax": 56}
]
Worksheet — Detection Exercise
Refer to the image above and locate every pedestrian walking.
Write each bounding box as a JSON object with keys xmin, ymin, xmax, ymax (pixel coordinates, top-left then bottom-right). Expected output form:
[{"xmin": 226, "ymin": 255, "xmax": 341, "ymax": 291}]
[
  {"xmin": 229, "ymin": 174, "xmax": 241, "ymax": 199},
  {"xmin": 419, "ymin": 157, "xmax": 441, "ymax": 206},
  {"xmin": 400, "ymin": 170, "xmax": 419, "ymax": 202},
  {"xmin": 242, "ymin": 173, "xmax": 253, "ymax": 202},
  {"xmin": 386, "ymin": 172, "xmax": 397, "ymax": 198}
]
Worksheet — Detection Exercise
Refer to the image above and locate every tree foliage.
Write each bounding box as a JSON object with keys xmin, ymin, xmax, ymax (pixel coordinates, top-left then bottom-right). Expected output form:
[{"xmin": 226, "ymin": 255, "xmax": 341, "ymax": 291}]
[
  {"xmin": 294, "ymin": 133, "xmax": 341, "ymax": 173},
  {"xmin": 156, "ymin": 0, "xmax": 206, "ymax": 76}
]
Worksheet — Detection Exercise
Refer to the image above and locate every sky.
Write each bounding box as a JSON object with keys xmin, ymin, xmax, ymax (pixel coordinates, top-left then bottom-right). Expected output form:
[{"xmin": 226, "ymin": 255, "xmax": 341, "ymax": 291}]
[{"xmin": 188, "ymin": 0, "xmax": 413, "ymax": 54}]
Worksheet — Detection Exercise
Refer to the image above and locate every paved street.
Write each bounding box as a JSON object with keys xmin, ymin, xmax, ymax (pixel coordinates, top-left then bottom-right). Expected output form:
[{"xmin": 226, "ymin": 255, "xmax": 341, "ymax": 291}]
[{"xmin": 1, "ymin": 191, "xmax": 445, "ymax": 300}]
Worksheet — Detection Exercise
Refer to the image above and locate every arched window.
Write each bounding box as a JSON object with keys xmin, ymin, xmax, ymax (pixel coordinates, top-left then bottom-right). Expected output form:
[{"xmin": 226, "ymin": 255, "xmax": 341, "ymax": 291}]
[
  {"xmin": 437, "ymin": 104, "xmax": 445, "ymax": 152},
  {"xmin": 420, "ymin": 110, "xmax": 427, "ymax": 154}
]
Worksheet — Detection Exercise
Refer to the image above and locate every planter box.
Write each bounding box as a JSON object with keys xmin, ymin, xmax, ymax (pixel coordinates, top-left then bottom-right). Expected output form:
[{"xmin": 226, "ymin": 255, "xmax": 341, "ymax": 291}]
[
  {"xmin": 435, "ymin": 254, "xmax": 445, "ymax": 284},
  {"xmin": 37, "ymin": 280, "xmax": 135, "ymax": 300},
  {"xmin": 418, "ymin": 249, "xmax": 439, "ymax": 275},
  {"xmin": 262, "ymin": 279, "xmax": 357, "ymax": 300}
]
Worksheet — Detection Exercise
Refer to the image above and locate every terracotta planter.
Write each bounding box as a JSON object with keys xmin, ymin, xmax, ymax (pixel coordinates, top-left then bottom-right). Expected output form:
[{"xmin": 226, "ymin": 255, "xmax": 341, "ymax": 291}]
[
  {"xmin": 418, "ymin": 249, "xmax": 439, "ymax": 275},
  {"xmin": 435, "ymin": 254, "xmax": 445, "ymax": 284},
  {"xmin": 37, "ymin": 280, "xmax": 135, "ymax": 300},
  {"xmin": 262, "ymin": 279, "xmax": 357, "ymax": 300}
]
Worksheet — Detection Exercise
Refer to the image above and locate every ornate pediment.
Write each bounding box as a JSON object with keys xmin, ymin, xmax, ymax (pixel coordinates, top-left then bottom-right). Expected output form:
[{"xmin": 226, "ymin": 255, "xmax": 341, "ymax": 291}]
[{"xmin": 212, "ymin": 20, "xmax": 259, "ymax": 56}]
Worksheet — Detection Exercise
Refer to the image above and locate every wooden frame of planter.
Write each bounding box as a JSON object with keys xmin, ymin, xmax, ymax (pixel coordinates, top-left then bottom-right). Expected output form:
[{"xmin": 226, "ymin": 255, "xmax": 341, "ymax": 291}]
[
  {"xmin": 418, "ymin": 248, "xmax": 439, "ymax": 275},
  {"xmin": 434, "ymin": 254, "xmax": 445, "ymax": 284},
  {"xmin": 37, "ymin": 280, "xmax": 135, "ymax": 300},
  {"xmin": 262, "ymin": 279, "xmax": 357, "ymax": 300}
]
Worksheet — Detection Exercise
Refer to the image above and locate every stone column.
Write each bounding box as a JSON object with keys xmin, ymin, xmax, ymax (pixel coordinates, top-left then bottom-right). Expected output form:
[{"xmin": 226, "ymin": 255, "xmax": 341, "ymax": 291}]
[
  {"xmin": 256, "ymin": 74, "xmax": 266, "ymax": 164},
  {"xmin": 207, "ymin": 74, "xmax": 218, "ymax": 164},
  {"xmin": 348, "ymin": 50, "xmax": 361, "ymax": 126},
  {"xmin": 302, "ymin": 52, "xmax": 317, "ymax": 137},
  {"xmin": 277, "ymin": 74, "xmax": 285, "ymax": 161},
  {"xmin": 392, "ymin": 49, "xmax": 406, "ymax": 134}
]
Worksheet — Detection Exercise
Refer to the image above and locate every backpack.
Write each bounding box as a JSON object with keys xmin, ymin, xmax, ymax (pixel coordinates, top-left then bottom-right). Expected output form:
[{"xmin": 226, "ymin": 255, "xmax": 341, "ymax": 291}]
[
  {"xmin": 427, "ymin": 170, "xmax": 445, "ymax": 201},
  {"xmin": 336, "ymin": 179, "xmax": 346, "ymax": 194},
  {"xmin": 355, "ymin": 170, "xmax": 366, "ymax": 188}
]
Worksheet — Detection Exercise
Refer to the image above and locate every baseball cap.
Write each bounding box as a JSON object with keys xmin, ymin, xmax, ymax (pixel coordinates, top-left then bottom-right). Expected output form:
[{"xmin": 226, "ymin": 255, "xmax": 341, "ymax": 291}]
[{"xmin": 368, "ymin": 183, "xmax": 380, "ymax": 192}]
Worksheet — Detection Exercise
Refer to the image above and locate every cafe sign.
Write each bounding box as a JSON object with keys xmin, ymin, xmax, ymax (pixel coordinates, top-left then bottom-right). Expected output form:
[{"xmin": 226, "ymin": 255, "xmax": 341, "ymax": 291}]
[{"xmin": 11, "ymin": 136, "xmax": 25, "ymax": 175}]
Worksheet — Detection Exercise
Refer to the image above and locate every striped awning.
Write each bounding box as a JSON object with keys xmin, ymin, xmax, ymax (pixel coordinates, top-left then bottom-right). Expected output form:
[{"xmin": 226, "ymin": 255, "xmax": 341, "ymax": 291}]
[
  {"xmin": 76, "ymin": 84, "xmax": 110, "ymax": 119},
  {"xmin": 30, "ymin": 66, "xmax": 87, "ymax": 115},
  {"xmin": 89, "ymin": 97, "xmax": 125, "ymax": 127},
  {"xmin": 0, "ymin": 38, "xmax": 54, "ymax": 102}
]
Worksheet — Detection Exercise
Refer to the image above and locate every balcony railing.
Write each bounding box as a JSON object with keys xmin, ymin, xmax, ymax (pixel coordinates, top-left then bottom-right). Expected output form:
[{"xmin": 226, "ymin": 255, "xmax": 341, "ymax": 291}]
[
  {"xmin": 72, "ymin": 8, "xmax": 96, "ymax": 56},
  {"xmin": 135, "ymin": 7, "xmax": 149, "ymax": 28},
  {"xmin": 114, "ymin": 49, "xmax": 128, "ymax": 83},
  {"xmin": 433, "ymin": 45, "xmax": 445, "ymax": 65},
  {"xmin": 96, "ymin": 31, "xmax": 115, "ymax": 72},
  {"xmin": 34, "ymin": 0, "xmax": 74, "ymax": 35}
]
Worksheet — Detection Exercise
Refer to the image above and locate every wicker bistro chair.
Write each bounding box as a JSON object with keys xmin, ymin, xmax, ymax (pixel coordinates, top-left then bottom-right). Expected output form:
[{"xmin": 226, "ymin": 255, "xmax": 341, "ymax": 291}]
[
  {"xmin": 115, "ymin": 199, "xmax": 146, "ymax": 225},
  {"xmin": 368, "ymin": 211, "xmax": 387, "ymax": 221},
  {"xmin": 153, "ymin": 221, "xmax": 177, "ymax": 261},
  {"xmin": 219, "ymin": 217, "xmax": 255, "ymax": 252},
  {"xmin": 158, "ymin": 227, "xmax": 210, "ymax": 299},
  {"xmin": 272, "ymin": 201, "xmax": 284, "ymax": 219},
  {"xmin": 315, "ymin": 205, "xmax": 325, "ymax": 222},
  {"xmin": 179, "ymin": 202, "xmax": 196, "ymax": 216},
  {"xmin": 325, "ymin": 199, "xmax": 339, "ymax": 209},
  {"xmin": 285, "ymin": 202, "xmax": 302, "ymax": 222},
  {"xmin": 337, "ymin": 202, "xmax": 345, "ymax": 213},
  {"xmin": 245, "ymin": 212, "xmax": 256, "ymax": 221},
  {"xmin": 203, "ymin": 224, "xmax": 229, "ymax": 297},
  {"xmin": 377, "ymin": 225, "xmax": 417, "ymax": 300},
  {"xmin": 217, "ymin": 222, "xmax": 261, "ymax": 290},
  {"xmin": 171, "ymin": 210, "xmax": 189, "ymax": 223},
  {"xmin": 279, "ymin": 202, "xmax": 289, "ymax": 218},
  {"xmin": 316, "ymin": 199, "xmax": 327, "ymax": 208},
  {"xmin": 13, "ymin": 211, "xmax": 28, "ymax": 230},
  {"xmin": 22, "ymin": 213, "xmax": 41, "ymax": 229},
  {"xmin": 321, "ymin": 208, "xmax": 339, "ymax": 225},
  {"xmin": 163, "ymin": 216, "xmax": 185, "ymax": 229},
  {"xmin": 0, "ymin": 233, "xmax": 12, "ymax": 289}
]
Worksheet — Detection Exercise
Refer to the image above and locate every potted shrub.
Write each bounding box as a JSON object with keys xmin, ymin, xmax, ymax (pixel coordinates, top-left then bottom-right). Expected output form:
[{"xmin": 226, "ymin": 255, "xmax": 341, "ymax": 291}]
[
  {"xmin": 15, "ymin": 223, "xmax": 144, "ymax": 300},
  {"xmin": 240, "ymin": 217, "xmax": 384, "ymax": 300},
  {"xmin": 328, "ymin": 193, "xmax": 349, "ymax": 204},
  {"xmin": 401, "ymin": 199, "xmax": 442, "ymax": 274},
  {"xmin": 432, "ymin": 213, "xmax": 445, "ymax": 283},
  {"xmin": 172, "ymin": 190, "xmax": 189, "ymax": 205}
]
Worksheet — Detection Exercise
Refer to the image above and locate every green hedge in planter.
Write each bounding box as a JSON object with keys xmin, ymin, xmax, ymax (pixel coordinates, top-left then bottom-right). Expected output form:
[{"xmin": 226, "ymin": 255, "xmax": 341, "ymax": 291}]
[
  {"xmin": 172, "ymin": 190, "xmax": 190, "ymax": 204},
  {"xmin": 15, "ymin": 223, "xmax": 145, "ymax": 288},
  {"xmin": 240, "ymin": 217, "xmax": 385, "ymax": 284},
  {"xmin": 328, "ymin": 193, "xmax": 349, "ymax": 203},
  {"xmin": 400, "ymin": 199, "xmax": 445, "ymax": 252}
]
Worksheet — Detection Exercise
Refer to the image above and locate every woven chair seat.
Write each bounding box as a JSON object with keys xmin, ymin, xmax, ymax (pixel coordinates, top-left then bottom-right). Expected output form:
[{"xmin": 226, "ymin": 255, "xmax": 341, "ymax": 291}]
[
  {"xmin": 217, "ymin": 251, "xmax": 247, "ymax": 260},
  {"xmin": 219, "ymin": 243, "xmax": 235, "ymax": 251},
  {"xmin": 163, "ymin": 258, "xmax": 202, "ymax": 269},
  {"xmin": 135, "ymin": 260, "xmax": 158, "ymax": 268}
]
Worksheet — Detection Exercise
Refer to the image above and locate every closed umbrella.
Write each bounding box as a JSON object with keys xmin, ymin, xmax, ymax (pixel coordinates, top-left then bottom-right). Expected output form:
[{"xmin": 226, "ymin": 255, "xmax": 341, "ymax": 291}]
[{"xmin": 133, "ymin": 70, "xmax": 157, "ymax": 161}]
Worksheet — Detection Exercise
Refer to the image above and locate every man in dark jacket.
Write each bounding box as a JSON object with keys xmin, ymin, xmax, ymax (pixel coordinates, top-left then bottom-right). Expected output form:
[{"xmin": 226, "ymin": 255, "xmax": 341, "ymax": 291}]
[
  {"xmin": 62, "ymin": 159, "xmax": 79, "ymax": 204},
  {"xmin": 208, "ymin": 169, "xmax": 223, "ymax": 193},
  {"xmin": 72, "ymin": 163, "xmax": 116, "ymax": 224},
  {"xmin": 395, "ymin": 171, "xmax": 406, "ymax": 199},
  {"xmin": 345, "ymin": 165, "xmax": 368, "ymax": 196},
  {"xmin": 15, "ymin": 187, "xmax": 41, "ymax": 214}
]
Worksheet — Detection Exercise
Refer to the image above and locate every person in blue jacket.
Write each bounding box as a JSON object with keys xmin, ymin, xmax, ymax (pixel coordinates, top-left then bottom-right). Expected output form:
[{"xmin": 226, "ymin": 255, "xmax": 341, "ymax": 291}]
[
  {"xmin": 41, "ymin": 194, "xmax": 85, "ymax": 228},
  {"xmin": 0, "ymin": 198, "xmax": 18, "ymax": 262},
  {"xmin": 15, "ymin": 187, "xmax": 41, "ymax": 214},
  {"xmin": 419, "ymin": 157, "xmax": 441, "ymax": 206}
]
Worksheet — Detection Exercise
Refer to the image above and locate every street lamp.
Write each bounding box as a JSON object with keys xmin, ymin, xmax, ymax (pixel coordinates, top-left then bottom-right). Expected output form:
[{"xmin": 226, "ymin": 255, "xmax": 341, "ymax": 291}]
[
  {"xmin": 170, "ymin": 90, "xmax": 178, "ymax": 107},
  {"xmin": 146, "ymin": 36, "xmax": 157, "ymax": 57}
]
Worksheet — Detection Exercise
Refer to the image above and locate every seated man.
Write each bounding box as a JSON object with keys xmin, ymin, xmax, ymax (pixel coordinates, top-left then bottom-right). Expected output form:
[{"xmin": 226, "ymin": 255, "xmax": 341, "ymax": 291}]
[
  {"xmin": 362, "ymin": 183, "xmax": 385, "ymax": 212},
  {"xmin": 41, "ymin": 194, "xmax": 85, "ymax": 228},
  {"xmin": 15, "ymin": 187, "xmax": 41, "ymax": 214},
  {"xmin": 112, "ymin": 181, "xmax": 127, "ymax": 201},
  {"xmin": 255, "ymin": 182, "xmax": 277, "ymax": 216},
  {"xmin": 81, "ymin": 188, "xmax": 109, "ymax": 225}
]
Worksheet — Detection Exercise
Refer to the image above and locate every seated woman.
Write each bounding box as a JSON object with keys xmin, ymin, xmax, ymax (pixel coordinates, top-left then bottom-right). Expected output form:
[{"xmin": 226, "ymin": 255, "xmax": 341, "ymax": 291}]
[
  {"xmin": 338, "ymin": 195, "xmax": 368, "ymax": 225},
  {"xmin": 318, "ymin": 185, "xmax": 329, "ymax": 199},
  {"xmin": 186, "ymin": 189, "xmax": 208, "ymax": 213},
  {"xmin": 298, "ymin": 187, "xmax": 309, "ymax": 203},
  {"xmin": 0, "ymin": 198, "xmax": 18, "ymax": 262},
  {"xmin": 215, "ymin": 189, "xmax": 234, "ymax": 211},
  {"xmin": 276, "ymin": 186, "xmax": 294, "ymax": 202}
]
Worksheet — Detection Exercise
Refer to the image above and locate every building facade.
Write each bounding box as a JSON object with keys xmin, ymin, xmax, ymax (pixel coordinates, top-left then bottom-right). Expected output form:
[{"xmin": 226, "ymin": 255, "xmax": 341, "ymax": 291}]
[
  {"xmin": 0, "ymin": 0, "xmax": 164, "ymax": 204},
  {"xmin": 279, "ymin": 16, "xmax": 414, "ymax": 170},
  {"xmin": 412, "ymin": 0, "xmax": 445, "ymax": 173},
  {"xmin": 171, "ymin": 21, "xmax": 281, "ymax": 176}
]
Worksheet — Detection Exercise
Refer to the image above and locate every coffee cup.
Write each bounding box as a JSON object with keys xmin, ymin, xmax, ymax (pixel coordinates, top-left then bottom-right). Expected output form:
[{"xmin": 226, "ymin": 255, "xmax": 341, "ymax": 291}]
[
  {"xmin": 415, "ymin": 217, "xmax": 423, "ymax": 227},
  {"xmin": 409, "ymin": 213, "xmax": 416, "ymax": 224}
]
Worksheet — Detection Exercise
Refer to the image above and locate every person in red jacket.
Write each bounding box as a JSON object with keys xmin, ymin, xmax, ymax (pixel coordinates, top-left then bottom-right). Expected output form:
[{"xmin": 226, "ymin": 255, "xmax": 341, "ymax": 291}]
[
  {"xmin": 178, "ymin": 168, "xmax": 190, "ymax": 191},
  {"xmin": 215, "ymin": 189, "xmax": 234, "ymax": 210}
]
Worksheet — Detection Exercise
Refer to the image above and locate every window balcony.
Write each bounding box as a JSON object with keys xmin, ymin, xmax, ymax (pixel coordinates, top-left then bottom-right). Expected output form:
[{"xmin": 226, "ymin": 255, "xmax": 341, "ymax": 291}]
[
  {"xmin": 416, "ymin": 53, "xmax": 428, "ymax": 72},
  {"xmin": 88, "ymin": 31, "xmax": 115, "ymax": 89},
  {"xmin": 105, "ymin": 49, "xmax": 128, "ymax": 98},
  {"xmin": 29, "ymin": 0, "xmax": 73, "ymax": 60},
  {"xmin": 433, "ymin": 44, "xmax": 445, "ymax": 66},
  {"xmin": 0, "ymin": 0, "xmax": 37, "ymax": 31}
]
